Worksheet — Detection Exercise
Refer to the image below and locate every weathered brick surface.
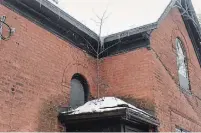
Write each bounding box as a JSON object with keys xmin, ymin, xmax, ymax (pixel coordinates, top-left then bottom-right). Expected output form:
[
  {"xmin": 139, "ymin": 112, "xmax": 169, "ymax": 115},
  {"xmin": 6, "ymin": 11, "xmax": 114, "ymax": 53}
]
[
  {"xmin": 101, "ymin": 8, "xmax": 201, "ymax": 132},
  {"xmin": 1, "ymin": 2, "xmax": 201, "ymax": 132},
  {"xmin": 100, "ymin": 48, "xmax": 157, "ymax": 112},
  {"xmin": 0, "ymin": 5, "xmax": 97, "ymax": 131},
  {"xmin": 150, "ymin": 8, "xmax": 201, "ymax": 131}
]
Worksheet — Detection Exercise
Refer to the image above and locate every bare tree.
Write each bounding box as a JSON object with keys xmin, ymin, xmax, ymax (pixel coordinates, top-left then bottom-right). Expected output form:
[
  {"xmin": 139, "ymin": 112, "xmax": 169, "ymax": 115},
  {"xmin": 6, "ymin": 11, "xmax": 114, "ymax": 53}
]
[
  {"xmin": 93, "ymin": 10, "xmax": 108, "ymax": 98},
  {"xmin": 87, "ymin": 10, "xmax": 122, "ymax": 98}
]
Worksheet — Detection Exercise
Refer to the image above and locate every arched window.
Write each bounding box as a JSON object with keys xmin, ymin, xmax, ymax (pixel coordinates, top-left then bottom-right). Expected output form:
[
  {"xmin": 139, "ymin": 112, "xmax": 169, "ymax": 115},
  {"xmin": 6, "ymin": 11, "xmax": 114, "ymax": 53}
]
[
  {"xmin": 70, "ymin": 74, "xmax": 89, "ymax": 108},
  {"xmin": 176, "ymin": 38, "xmax": 190, "ymax": 91}
]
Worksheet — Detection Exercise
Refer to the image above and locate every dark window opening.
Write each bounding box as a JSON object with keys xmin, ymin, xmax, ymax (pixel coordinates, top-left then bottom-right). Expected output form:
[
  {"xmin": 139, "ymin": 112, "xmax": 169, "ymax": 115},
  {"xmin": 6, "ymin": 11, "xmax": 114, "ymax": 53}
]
[{"xmin": 69, "ymin": 73, "xmax": 89, "ymax": 109}]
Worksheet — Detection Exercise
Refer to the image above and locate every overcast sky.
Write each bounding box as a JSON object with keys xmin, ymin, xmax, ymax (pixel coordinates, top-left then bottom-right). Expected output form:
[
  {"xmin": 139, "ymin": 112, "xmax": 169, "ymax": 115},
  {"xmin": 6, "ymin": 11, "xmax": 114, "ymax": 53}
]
[{"xmin": 50, "ymin": 0, "xmax": 201, "ymax": 36}]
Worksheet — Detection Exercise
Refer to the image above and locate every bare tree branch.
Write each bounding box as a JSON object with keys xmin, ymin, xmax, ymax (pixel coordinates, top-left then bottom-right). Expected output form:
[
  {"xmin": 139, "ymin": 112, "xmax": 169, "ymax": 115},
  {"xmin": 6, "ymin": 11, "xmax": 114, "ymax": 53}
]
[
  {"xmin": 90, "ymin": 18, "xmax": 101, "ymax": 24},
  {"xmin": 90, "ymin": 8, "xmax": 122, "ymax": 98}
]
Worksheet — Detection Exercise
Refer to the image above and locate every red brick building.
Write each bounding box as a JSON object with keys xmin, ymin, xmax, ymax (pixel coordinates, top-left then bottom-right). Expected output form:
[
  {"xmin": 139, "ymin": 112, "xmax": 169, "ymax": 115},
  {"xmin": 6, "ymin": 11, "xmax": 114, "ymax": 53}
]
[{"xmin": 0, "ymin": 0, "xmax": 201, "ymax": 132}]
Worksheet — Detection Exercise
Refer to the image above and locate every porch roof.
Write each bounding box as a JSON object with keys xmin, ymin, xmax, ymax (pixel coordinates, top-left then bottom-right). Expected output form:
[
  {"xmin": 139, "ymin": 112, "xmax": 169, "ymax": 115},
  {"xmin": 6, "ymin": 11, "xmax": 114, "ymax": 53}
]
[{"xmin": 58, "ymin": 97, "xmax": 159, "ymax": 126}]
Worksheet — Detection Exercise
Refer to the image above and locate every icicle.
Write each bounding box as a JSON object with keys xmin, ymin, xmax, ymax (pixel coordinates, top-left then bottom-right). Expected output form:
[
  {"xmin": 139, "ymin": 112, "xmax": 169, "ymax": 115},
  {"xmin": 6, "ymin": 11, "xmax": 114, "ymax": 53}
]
[
  {"xmin": 58, "ymin": 10, "xmax": 61, "ymax": 20},
  {"xmin": 39, "ymin": 0, "xmax": 42, "ymax": 8}
]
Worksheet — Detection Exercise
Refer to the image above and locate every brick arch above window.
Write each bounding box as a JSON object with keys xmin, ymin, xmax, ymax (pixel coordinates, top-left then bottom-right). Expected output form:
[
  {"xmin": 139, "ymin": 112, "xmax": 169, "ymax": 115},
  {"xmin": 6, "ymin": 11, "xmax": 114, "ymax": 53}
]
[
  {"xmin": 61, "ymin": 62, "xmax": 96, "ymax": 97},
  {"xmin": 171, "ymin": 29, "xmax": 190, "ymax": 59}
]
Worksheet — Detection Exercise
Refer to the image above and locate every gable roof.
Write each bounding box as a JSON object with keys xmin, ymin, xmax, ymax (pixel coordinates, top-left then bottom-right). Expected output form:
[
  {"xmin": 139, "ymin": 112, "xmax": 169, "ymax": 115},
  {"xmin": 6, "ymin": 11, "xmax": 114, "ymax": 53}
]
[
  {"xmin": 174, "ymin": 0, "xmax": 201, "ymax": 66},
  {"xmin": 2, "ymin": 0, "xmax": 201, "ymax": 62},
  {"xmin": 160, "ymin": 0, "xmax": 201, "ymax": 66},
  {"xmin": 103, "ymin": 0, "xmax": 201, "ymax": 43},
  {"xmin": 101, "ymin": 0, "xmax": 201, "ymax": 59}
]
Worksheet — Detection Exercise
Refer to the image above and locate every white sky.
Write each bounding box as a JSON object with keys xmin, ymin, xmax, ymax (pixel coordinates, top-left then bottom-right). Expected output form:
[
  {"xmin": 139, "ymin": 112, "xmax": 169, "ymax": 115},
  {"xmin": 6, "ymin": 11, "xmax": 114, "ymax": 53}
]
[{"xmin": 49, "ymin": 0, "xmax": 201, "ymax": 36}]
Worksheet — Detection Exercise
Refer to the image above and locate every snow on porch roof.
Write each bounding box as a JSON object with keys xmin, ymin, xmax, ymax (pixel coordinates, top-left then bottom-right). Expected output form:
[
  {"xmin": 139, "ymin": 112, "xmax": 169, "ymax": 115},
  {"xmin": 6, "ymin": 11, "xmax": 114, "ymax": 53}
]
[
  {"xmin": 61, "ymin": 97, "xmax": 152, "ymax": 118},
  {"xmin": 58, "ymin": 97, "xmax": 160, "ymax": 126}
]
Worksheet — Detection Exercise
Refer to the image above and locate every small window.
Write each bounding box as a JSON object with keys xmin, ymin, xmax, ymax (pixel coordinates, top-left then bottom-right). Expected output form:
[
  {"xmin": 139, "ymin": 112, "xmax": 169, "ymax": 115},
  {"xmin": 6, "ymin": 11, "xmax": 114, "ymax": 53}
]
[
  {"xmin": 69, "ymin": 74, "xmax": 89, "ymax": 109},
  {"xmin": 176, "ymin": 38, "xmax": 190, "ymax": 91}
]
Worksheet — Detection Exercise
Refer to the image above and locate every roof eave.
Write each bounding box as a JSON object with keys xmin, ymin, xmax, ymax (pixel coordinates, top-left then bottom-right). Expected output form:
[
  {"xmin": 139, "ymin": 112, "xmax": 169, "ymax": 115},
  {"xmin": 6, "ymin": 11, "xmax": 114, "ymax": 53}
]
[
  {"xmin": 33, "ymin": 0, "xmax": 99, "ymax": 41},
  {"xmin": 1, "ymin": 0, "xmax": 99, "ymax": 57},
  {"xmin": 104, "ymin": 22, "xmax": 158, "ymax": 43}
]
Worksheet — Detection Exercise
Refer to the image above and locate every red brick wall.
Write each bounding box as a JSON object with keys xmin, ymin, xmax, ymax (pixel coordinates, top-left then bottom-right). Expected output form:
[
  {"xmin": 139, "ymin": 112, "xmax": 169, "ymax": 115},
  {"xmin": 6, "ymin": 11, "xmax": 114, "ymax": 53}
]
[
  {"xmin": 1, "ymin": 2, "xmax": 201, "ymax": 132},
  {"xmin": 0, "ymin": 5, "xmax": 97, "ymax": 131},
  {"xmin": 100, "ymin": 48, "xmax": 157, "ymax": 112},
  {"xmin": 150, "ymin": 8, "xmax": 201, "ymax": 131},
  {"xmin": 101, "ymin": 8, "xmax": 201, "ymax": 132}
]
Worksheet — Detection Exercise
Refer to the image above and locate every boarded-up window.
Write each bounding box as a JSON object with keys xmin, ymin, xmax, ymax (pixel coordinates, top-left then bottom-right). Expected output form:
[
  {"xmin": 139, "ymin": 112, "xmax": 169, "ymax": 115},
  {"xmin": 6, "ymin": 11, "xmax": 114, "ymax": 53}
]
[
  {"xmin": 70, "ymin": 79, "xmax": 85, "ymax": 108},
  {"xmin": 69, "ymin": 74, "xmax": 89, "ymax": 109},
  {"xmin": 176, "ymin": 38, "xmax": 190, "ymax": 91}
]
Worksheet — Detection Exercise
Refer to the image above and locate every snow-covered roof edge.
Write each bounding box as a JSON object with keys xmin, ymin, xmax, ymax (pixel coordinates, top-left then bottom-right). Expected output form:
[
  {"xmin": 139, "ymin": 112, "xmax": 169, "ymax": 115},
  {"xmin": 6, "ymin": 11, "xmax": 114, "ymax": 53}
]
[
  {"xmin": 34, "ymin": 0, "xmax": 99, "ymax": 40},
  {"xmin": 104, "ymin": 22, "xmax": 158, "ymax": 43},
  {"xmin": 62, "ymin": 97, "xmax": 154, "ymax": 119},
  {"xmin": 104, "ymin": 0, "xmax": 201, "ymax": 44},
  {"xmin": 4, "ymin": 0, "xmax": 201, "ymax": 60},
  {"xmin": 157, "ymin": 0, "xmax": 177, "ymax": 24},
  {"xmin": 158, "ymin": 0, "xmax": 201, "ymax": 36}
]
